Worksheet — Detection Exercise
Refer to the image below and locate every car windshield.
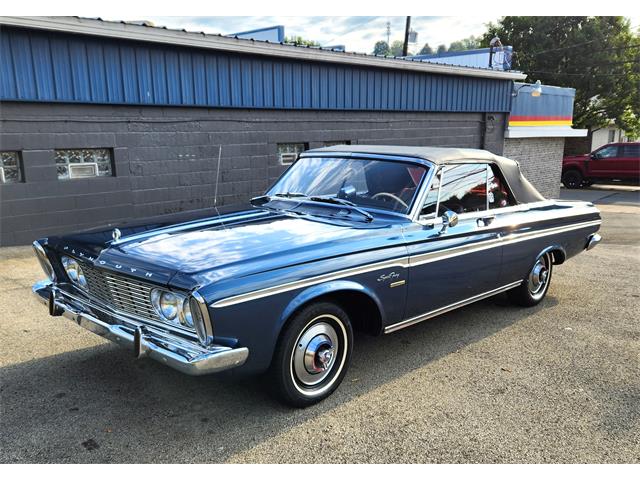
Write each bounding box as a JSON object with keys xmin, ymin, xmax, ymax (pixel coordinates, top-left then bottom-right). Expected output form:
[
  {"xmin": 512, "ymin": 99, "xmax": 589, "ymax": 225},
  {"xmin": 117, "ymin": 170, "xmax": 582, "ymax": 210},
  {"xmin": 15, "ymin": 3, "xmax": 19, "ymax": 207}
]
[{"xmin": 267, "ymin": 157, "xmax": 429, "ymax": 215}]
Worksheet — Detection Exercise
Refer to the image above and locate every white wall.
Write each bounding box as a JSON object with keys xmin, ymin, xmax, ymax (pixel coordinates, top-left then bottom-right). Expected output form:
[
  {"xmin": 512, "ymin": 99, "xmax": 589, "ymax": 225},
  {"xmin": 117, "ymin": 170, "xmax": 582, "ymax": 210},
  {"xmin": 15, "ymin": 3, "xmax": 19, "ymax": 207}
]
[{"xmin": 591, "ymin": 127, "xmax": 623, "ymax": 150}]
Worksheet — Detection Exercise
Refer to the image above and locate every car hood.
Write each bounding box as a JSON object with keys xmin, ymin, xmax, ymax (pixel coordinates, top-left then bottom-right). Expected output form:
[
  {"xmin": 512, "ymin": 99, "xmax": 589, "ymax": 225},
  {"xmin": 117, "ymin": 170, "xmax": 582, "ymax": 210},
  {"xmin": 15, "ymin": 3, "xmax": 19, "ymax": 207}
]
[{"xmin": 76, "ymin": 209, "xmax": 405, "ymax": 289}]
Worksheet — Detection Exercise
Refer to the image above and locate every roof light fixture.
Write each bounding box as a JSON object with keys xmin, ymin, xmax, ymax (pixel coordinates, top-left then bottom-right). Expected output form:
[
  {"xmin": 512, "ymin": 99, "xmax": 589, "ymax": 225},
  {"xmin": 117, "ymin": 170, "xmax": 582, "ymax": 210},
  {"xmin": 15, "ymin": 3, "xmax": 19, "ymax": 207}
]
[{"xmin": 513, "ymin": 80, "xmax": 543, "ymax": 98}]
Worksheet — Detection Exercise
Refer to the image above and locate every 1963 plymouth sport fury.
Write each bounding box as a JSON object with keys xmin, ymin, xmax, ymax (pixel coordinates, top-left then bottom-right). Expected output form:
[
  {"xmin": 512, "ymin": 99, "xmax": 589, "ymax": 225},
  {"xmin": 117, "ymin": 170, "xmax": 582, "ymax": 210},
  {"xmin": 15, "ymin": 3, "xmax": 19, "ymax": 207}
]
[{"xmin": 32, "ymin": 146, "xmax": 602, "ymax": 406}]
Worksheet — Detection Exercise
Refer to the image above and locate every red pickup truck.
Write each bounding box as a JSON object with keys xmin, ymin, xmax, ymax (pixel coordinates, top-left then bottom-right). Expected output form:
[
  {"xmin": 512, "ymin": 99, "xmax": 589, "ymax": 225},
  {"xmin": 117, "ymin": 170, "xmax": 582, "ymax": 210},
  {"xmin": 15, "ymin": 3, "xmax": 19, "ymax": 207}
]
[{"xmin": 562, "ymin": 142, "xmax": 640, "ymax": 189}]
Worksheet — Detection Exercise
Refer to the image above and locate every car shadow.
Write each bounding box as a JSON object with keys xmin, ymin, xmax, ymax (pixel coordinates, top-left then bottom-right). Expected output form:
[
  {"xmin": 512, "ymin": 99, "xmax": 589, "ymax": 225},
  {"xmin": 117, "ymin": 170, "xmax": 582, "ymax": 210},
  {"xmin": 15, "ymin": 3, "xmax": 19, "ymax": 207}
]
[{"xmin": 0, "ymin": 294, "xmax": 558, "ymax": 463}]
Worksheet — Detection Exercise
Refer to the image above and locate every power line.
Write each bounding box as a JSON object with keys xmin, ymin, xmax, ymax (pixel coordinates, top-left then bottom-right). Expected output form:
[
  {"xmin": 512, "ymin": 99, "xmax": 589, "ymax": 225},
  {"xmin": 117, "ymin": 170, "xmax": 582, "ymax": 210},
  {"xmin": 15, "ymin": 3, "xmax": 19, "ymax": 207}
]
[
  {"xmin": 525, "ymin": 41, "xmax": 640, "ymax": 57},
  {"xmin": 525, "ymin": 70, "xmax": 633, "ymax": 77},
  {"xmin": 528, "ymin": 40, "xmax": 597, "ymax": 56}
]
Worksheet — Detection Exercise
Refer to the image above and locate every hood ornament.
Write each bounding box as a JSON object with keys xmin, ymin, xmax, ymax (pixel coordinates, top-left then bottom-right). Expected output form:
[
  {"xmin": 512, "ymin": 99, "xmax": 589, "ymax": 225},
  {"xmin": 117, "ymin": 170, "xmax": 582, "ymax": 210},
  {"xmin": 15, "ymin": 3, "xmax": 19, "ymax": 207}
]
[{"xmin": 112, "ymin": 228, "xmax": 122, "ymax": 242}]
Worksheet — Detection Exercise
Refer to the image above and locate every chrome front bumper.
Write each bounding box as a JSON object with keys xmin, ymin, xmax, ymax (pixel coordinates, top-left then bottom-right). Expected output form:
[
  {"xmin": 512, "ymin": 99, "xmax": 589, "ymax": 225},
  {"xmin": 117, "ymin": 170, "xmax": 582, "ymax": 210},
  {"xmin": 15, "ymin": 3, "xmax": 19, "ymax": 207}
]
[{"xmin": 32, "ymin": 281, "xmax": 248, "ymax": 376}]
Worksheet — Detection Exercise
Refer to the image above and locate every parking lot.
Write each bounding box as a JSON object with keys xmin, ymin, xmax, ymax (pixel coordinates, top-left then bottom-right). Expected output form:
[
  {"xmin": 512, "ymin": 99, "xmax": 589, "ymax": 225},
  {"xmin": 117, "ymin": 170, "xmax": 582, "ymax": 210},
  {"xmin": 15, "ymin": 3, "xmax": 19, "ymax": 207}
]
[{"xmin": 1, "ymin": 185, "xmax": 638, "ymax": 463}]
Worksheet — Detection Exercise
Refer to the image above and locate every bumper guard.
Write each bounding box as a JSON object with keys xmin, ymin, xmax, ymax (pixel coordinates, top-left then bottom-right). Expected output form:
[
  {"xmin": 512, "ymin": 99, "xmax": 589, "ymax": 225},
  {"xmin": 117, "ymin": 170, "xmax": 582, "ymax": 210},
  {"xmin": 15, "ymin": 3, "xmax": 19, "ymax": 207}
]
[
  {"xmin": 586, "ymin": 233, "xmax": 602, "ymax": 251},
  {"xmin": 32, "ymin": 281, "xmax": 248, "ymax": 376}
]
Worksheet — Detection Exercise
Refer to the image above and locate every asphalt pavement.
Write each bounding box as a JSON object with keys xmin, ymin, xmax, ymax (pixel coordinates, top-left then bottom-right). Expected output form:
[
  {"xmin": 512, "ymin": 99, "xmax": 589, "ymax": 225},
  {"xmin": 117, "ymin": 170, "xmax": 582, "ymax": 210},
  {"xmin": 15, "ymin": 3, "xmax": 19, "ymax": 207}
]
[{"xmin": 1, "ymin": 185, "xmax": 638, "ymax": 463}]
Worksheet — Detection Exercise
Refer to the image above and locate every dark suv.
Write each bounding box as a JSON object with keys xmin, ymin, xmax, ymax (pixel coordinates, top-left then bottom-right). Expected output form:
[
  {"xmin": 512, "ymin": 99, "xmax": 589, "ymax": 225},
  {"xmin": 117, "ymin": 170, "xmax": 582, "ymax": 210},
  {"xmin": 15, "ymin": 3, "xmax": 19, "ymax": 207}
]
[{"xmin": 562, "ymin": 142, "xmax": 640, "ymax": 188}]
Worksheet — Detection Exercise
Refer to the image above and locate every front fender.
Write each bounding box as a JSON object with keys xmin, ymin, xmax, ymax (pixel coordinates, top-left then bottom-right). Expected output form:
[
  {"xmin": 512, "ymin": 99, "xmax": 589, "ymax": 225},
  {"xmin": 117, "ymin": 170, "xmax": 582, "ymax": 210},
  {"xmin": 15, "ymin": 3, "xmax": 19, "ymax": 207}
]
[{"xmin": 277, "ymin": 279, "xmax": 386, "ymax": 335}]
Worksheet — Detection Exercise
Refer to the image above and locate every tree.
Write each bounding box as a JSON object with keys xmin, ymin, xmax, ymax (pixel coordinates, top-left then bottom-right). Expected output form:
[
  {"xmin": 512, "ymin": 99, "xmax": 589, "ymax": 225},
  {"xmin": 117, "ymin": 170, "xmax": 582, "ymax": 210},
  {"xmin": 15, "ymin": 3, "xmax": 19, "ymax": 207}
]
[
  {"xmin": 389, "ymin": 40, "xmax": 405, "ymax": 56},
  {"xmin": 419, "ymin": 43, "xmax": 433, "ymax": 55},
  {"xmin": 482, "ymin": 17, "xmax": 640, "ymax": 134},
  {"xmin": 436, "ymin": 44, "xmax": 447, "ymax": 54},
  {"xmin": 448, "ymin": 35, "xmax": 481, "ymax": 52},
  {"xmin": 373, "ymin": 40, "xmax": 390, "ymax": 56},
  {"xmin": 284, "ymin": 36, "xmax": 319, "ymax": 47}
]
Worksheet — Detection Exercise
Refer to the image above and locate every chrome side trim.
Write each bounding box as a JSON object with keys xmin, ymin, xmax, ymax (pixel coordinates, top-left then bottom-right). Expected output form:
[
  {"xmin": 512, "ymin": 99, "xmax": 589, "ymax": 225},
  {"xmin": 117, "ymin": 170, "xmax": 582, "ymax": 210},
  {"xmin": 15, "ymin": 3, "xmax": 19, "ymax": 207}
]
[
  {"xmin": 500, "ymin": 220, "xmax": 601, "ymax": 248},
  {"xmin": 211, "ymin": 256, "xmax": 410, "ymax": 308},
  {"xmin": 384, "ymin": 281, "xmax": 523, "ymax": 334},
  {"xmin": 211, "ymin": 219, "xmax": 601, "ymax": 309},
  {"xmin": 32, "ymin": 281, "xmax": 248, "ymax": 376},
  {"xmin": 409, "ymin": 219, "xmax": 602, "ymax": 267},
  {"xmin": 419, "ymin": 201, "xmax": 598, "ymax": 226},
  {"xmin": 409, "ymin": 236, "xmax": 503, "ymax": 267}
]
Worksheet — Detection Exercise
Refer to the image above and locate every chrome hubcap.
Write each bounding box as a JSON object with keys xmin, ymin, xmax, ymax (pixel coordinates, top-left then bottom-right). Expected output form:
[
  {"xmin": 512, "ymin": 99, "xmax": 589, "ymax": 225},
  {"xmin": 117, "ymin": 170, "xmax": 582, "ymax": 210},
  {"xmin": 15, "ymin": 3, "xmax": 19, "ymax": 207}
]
[
  {"xmin": 528, "ymin": 255, "xmax": 550, "ymax": 297},
  {"xmin": 293, "ymin": 321, "xmax": 339, "ymax": 386}
]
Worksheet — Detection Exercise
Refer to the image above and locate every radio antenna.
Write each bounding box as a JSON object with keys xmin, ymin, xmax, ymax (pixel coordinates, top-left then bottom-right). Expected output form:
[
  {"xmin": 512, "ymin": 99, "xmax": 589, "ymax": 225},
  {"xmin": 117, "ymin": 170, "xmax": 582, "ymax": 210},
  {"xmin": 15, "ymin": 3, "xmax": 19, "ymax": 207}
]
[
  {"xmin": 212, "ymin": 144, "xmax": 228, "ymax": 230},
  {"xmin": 214, "ymin": 144, "xmax": 222, "ymax": 208}
]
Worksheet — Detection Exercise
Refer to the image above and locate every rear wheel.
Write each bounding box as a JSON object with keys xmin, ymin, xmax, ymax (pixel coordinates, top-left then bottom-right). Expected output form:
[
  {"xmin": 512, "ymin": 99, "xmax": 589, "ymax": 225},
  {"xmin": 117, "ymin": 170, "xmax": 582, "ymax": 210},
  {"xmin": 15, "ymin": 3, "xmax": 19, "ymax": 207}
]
[
  {"xmin": 507, "ymin": 252, "xmax": 553, "ymax": 307},
  {"xmin": 562, "ymin": 170, "xmax": 583, "ymax": 189},
  {"xmin": 270, "ymin": 302, "xmax": 353, "ymax": 407}
]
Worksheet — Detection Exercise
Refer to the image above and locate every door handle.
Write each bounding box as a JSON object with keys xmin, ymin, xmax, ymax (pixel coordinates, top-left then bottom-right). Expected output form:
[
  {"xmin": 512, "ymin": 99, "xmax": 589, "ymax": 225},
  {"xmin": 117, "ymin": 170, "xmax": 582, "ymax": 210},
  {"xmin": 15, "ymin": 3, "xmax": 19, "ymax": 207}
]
[{"xmin": 476, "ymin": 215, "xmax": 496, "ymax": 227}]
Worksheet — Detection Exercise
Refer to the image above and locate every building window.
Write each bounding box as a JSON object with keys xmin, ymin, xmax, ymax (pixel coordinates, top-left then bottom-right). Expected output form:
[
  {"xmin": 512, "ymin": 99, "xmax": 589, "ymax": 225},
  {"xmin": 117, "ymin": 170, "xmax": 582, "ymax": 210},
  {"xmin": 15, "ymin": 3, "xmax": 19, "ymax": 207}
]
[
  {"xmin": 0, "ymin": 151, "xmax": 23, "ymax": 184},
  {"xmin": 277, "ymin": 143, "xmax": 308, "ymax": 165},
  {"xmin": 324, "ymin": 140, "xmax": 351, "ymax": 146},
  {"xmin": 608, "ymin": 129, "xmax": 616, "ymax": 143},
  {"xmin": 55, "ymin": 148, "xmax": 113, "ymax": 180}
]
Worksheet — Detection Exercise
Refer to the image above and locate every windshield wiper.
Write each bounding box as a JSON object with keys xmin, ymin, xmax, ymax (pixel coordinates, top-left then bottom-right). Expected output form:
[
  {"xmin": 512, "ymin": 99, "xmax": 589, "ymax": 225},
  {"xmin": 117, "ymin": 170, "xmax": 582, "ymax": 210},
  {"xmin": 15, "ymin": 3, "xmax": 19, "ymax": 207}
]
[
  {"xmin": 275, "ymin": 192, "xmax": 308, "ymax": 199},
  {"xmin": 309, "ymin": 196, "xmax": 373, "ymax": 222},
  {"xmin": 251, "ymin": 193, "xmax": 373, "ymax": 223},
  {"xmin": 250, "ymin": 192, "xmax": 308, "ymax": 207}
]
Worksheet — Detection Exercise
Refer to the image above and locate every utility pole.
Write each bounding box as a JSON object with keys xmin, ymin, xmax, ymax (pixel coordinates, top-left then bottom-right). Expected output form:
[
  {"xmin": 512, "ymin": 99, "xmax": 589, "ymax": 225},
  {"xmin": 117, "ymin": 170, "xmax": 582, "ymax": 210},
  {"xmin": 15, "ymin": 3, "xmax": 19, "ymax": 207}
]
[
  {"xmin": 386, "ymin": 21, "xmax": 391, "ymax": 47},
  {"xmin": 402, "ymin": 16, "xmax": 411, "ymax": 56}
]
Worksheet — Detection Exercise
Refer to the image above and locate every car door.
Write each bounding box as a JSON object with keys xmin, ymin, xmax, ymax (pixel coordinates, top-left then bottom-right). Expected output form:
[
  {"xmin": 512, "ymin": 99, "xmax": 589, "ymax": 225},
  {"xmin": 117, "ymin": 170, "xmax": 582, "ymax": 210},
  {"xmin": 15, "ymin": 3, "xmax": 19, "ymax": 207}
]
[
  {"xmin": 587, "ymin": 145, "xmax": 621, "ymax": 178},
  {"xmin": 619, "ymin": 144, "xmax": 640, "ymax": 180},
  {"xmin": 402, "ymin": 163, "xmax": 503, "ymax": 322}
]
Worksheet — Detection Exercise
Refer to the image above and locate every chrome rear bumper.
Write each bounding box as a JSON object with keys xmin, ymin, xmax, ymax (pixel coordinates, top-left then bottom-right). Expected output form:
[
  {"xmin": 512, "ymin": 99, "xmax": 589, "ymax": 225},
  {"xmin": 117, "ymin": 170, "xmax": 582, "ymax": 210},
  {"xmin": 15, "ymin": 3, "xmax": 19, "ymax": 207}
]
[
  {"xmin": 32, "ymin": 281, "xmax": 248, "ymax": 376},
  {"xmin": 586, "ymin": 233, "xmax": 602, "ymax": 251}
]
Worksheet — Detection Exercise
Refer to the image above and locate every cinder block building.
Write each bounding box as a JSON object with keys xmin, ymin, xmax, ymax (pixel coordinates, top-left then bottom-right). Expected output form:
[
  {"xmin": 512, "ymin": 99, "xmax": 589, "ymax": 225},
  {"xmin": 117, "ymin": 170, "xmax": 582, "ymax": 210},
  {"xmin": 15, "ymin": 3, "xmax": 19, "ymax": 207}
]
[{"xmin": 0, "ymin": 16, "xmax": 582, "ymax": 246}]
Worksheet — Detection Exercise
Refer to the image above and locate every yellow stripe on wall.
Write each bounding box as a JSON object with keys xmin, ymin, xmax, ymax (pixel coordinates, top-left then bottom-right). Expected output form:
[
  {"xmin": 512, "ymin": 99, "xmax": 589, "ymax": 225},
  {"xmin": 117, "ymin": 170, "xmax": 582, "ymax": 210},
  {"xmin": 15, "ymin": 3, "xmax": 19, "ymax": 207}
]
[{"xmin": 509, "ymin": 120, "xmax": 573, "ymax": 126}]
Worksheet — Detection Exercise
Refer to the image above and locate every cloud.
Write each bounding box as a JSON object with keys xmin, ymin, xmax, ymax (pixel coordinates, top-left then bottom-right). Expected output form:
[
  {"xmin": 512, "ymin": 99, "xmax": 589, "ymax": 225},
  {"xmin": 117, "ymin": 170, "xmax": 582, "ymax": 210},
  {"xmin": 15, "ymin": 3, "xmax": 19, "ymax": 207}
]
[{"xmin": 106, "ymin": 15, "xmax": 502, "ymax": 53}]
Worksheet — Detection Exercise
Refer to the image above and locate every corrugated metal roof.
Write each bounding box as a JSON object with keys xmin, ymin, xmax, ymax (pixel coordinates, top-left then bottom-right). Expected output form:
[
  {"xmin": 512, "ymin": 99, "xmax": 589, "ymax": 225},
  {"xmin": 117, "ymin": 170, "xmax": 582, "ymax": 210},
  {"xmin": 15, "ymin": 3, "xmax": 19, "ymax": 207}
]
[
  {"xmin": 0, "ymin": 18, "xmax": 515, "ymax": 112},
  {"xmin": 0, "ymin": 16, "xmax": 526, "ymax": 81}
]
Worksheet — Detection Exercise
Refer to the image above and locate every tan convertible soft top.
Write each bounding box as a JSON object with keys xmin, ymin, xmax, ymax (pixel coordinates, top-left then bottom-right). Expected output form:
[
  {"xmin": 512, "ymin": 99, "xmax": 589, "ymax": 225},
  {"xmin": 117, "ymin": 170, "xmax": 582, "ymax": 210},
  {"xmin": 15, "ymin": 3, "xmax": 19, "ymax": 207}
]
[{"xmin": 304, "ymin": 145, "xmax": 546, "ymax": 204}]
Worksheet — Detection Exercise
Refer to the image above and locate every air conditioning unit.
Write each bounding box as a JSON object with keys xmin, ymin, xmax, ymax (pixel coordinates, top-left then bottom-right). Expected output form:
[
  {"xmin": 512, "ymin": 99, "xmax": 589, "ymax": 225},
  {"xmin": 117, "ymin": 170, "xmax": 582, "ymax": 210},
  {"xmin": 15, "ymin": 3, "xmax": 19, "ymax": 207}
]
[
  {"xmin": 280, "ymin": 153, "xmax": 298, "ymax": 165},
  {"xmin": 69, "ymin": 162, "xmax": 98, "ymax": 179}
]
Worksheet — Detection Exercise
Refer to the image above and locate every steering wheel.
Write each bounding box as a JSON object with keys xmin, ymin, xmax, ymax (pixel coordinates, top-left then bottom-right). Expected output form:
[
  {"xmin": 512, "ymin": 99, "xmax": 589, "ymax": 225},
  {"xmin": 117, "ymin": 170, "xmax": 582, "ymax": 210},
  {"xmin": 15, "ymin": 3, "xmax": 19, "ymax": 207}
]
[{"xmin": 371, "ymin": 192, "xmax": 409, "ymax": 210}]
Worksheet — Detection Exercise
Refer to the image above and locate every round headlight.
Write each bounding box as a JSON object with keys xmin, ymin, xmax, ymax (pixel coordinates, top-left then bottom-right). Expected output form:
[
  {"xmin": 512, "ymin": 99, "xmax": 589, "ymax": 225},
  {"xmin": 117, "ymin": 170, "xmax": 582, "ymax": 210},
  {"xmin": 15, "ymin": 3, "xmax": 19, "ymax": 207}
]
[
  {"xmin": 179, "ymin": 298, "xmax": 193, "ymax": 327},
  {"xmin": 61, "ymin": 256, "xmax": 87, "ymax": 288},
  {"xmin": 159, "ymin": 291, "xmax": 179, "ymax": 320}
]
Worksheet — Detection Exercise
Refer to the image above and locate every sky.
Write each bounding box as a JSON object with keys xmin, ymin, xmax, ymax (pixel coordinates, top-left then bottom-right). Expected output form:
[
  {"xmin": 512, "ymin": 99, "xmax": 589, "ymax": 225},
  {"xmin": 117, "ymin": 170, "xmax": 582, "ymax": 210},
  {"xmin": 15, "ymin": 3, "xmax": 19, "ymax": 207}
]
[{"xmin": 108, "ymin": 16, "xmax": 505, "ymax": 54}]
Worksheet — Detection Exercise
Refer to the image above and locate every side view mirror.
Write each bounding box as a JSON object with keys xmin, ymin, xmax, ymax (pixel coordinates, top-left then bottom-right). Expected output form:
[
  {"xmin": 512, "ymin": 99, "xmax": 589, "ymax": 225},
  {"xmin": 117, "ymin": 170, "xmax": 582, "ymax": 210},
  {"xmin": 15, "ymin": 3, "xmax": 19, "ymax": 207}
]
[
  {"xmin": 590, "ymin": 153, "xmax": 599, "ymax": 160},
  {"xmin": 440, "ymin": 210, "xmax": 459, "ymax": 234},
  {"xmin": 338, "ymin": 184, "xmax": 357, "ymax": 200}
]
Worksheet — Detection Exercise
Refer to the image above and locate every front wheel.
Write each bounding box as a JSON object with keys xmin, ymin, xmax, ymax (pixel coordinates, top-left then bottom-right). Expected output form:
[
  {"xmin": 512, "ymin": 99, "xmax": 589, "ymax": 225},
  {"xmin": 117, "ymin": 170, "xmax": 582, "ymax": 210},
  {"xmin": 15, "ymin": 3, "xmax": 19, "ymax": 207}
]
[
  {"xmin": 562, "ymin": 170, "xmax": 584, "ymax": 189},
  {"xmin": 507, "ymin": 252, "xmax": 553, "ymax": 307},
  {"xmin": 270, "ymin": 302, "xmax": 353, "ymax": 407}
]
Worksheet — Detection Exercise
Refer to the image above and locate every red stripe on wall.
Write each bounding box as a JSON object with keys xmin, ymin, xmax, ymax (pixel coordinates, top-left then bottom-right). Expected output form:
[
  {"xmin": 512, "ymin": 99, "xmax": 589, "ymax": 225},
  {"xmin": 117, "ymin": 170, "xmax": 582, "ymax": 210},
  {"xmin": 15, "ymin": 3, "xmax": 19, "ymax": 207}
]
[{"xmin": 509, "ymin": 115, "xmax": 573, "ymax": 122}]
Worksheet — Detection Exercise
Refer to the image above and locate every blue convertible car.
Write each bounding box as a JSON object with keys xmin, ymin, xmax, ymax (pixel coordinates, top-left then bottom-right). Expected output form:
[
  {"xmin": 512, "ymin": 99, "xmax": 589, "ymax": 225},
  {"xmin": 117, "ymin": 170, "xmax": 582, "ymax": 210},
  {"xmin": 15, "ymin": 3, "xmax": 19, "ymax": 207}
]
[{"xmin": 32, "ymin": 146, "xmax": 602, "ymax": 406}]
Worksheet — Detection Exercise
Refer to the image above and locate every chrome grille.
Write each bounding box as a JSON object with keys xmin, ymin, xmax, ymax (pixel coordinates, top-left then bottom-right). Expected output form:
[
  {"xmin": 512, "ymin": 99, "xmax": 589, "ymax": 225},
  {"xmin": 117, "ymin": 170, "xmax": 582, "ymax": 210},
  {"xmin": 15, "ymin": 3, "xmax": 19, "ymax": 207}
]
[{"xmin": 82, "ymin": 264, "xmax": 159, "ymax": 321}]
